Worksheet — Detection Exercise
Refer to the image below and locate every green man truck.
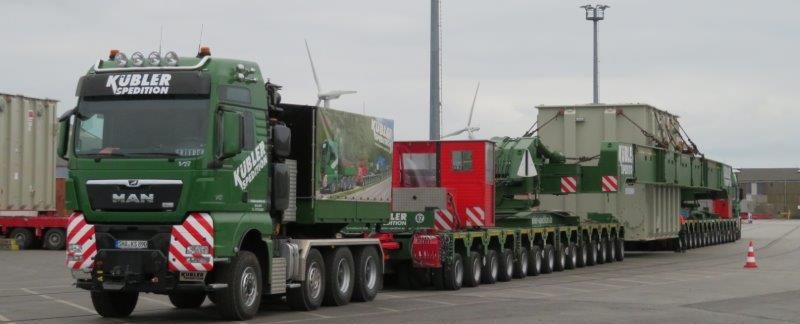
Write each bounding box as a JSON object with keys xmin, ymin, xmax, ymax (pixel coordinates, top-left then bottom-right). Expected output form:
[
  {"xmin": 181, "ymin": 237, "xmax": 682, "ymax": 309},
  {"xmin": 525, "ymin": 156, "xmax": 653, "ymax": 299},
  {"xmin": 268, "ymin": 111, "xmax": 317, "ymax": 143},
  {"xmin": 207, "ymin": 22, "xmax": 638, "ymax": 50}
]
[{"xmin": 59, "ymin": 48, "xmax": 392, "ymax": 320}]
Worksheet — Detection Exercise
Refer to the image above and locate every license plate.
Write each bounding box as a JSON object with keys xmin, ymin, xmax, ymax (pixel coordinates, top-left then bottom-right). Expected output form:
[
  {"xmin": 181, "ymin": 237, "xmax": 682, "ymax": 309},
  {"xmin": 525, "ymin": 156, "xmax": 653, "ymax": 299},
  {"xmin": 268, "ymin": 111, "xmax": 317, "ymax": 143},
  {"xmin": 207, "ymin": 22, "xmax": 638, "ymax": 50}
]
[
  {"xmin": 179, "ymin": 271, "xmax": 207, "ymax": 282},
  {"xmin": 114, "ymin": 240, "xmax": 148, "ymax": 249}
]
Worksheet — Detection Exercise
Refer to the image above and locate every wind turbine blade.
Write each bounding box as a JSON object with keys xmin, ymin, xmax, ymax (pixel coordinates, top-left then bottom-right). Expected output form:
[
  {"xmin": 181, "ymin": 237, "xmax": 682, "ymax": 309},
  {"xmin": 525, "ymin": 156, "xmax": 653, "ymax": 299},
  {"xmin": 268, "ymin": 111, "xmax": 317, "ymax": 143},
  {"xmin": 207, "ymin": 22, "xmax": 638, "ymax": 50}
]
[
  {"xmin": 442, "ymin": 128, "xmax": 467, "ymax": 139},
  {"xmin": 467, "ymin": 81, "xmax": 480, "ymax": 127},
  {"xmin": 315, "ymin": 98, "xmax": 322, "ymax": 107},
  {"xmin": 304, "ymin": 39, "xmax": 322, "ymax": 94},
  {"xmin": 322, "ymin": 90, "xmax": 357, "ymax": 98}
]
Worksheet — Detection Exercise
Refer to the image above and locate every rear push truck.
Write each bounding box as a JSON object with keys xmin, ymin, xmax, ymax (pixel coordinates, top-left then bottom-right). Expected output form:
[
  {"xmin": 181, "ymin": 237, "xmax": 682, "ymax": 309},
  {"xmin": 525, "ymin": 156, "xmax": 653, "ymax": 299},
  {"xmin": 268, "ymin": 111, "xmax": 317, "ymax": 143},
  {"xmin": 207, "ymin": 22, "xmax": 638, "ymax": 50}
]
[{"xmin": 59, "ymin": 48, "xmax": 391, "ymax": 320}]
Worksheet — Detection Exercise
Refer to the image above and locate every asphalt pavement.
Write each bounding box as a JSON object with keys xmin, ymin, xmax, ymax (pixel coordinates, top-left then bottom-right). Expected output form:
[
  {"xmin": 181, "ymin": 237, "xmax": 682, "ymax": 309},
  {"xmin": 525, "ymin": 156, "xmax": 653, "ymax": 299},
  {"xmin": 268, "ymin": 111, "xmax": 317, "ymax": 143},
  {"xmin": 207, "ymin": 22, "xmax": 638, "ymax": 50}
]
[{"xmin": 1, "ymin": 220, "xmax": 798, "ymax": 324}]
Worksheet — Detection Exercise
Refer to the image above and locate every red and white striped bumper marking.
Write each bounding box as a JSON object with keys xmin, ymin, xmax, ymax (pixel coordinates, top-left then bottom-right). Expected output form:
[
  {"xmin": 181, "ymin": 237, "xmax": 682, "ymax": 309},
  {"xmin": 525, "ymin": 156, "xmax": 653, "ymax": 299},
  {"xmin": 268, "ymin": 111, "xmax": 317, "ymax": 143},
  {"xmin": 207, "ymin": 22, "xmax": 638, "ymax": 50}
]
[
  {"xmin": 168, "ymin": 213, "xmax": 214, "ymax": 272},
  {"xmin": 66, "ymin": 212, "xmax": 97, "ymax": 270},
  {"xmin": 601, "ymin": 175, "xmax": 618, "ymax": 192},
  {"xmin": 465, "ymin": 207, "xmax": 485, "ymax": 227},
  {"xmin": 434, "ymin": 209, "xmax": 456, "ymax": 231},
  {"xmin": 561, "ymin": 176, "xmax": 578, "ymax": 193}
]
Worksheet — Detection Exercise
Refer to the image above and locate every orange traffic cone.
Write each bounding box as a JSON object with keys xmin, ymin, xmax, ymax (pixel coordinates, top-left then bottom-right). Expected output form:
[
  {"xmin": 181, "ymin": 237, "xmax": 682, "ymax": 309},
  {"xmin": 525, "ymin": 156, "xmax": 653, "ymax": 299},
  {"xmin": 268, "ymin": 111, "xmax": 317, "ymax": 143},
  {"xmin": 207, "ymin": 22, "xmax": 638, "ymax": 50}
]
[{"xmin": 743, "ymin": 240, "xmax": 758, "ymax": 269}]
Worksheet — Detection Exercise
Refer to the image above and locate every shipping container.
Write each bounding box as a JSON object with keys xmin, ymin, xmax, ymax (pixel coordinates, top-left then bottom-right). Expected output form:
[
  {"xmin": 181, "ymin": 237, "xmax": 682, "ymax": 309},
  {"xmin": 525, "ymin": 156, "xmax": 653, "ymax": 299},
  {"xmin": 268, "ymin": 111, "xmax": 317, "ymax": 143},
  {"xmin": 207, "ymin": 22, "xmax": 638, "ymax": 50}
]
[{"xmin": 0, "ymin": 93, "xmax": 58, "ymax": 214}]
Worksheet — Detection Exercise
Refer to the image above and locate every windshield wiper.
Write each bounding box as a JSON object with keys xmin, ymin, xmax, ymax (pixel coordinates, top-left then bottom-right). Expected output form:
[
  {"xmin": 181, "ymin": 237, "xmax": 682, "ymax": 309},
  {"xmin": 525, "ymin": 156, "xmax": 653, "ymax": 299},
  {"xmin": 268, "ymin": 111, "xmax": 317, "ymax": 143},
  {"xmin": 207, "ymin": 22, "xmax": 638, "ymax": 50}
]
[
  {"xmin": 129, "ymin": 152, "xmax": 183, "ymax": 157},
  {"xmin": 81, "ymin": 152, "xmax": 128, "ymax": 162}
]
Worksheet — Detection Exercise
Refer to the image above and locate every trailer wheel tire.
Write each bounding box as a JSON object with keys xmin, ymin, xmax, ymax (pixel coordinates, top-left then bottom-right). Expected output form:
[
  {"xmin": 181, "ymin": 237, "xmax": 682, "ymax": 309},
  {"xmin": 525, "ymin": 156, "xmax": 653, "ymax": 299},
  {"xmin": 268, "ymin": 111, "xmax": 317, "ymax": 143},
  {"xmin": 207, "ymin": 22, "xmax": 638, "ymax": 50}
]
[
  {"xmin": 513, "ymin": 247, "xmax": 529, "ymax": 279},
  {"xmin": 322, "ymin": 247, "xmax": 355, "ymax": 306},
  {"xmin": 576, "ymin": 242, "xmax": 586, "ymax": 268},
  {"xmin": 463, "ymin": 251, "xmax": 482, "ymax": 287},
  {"xmin": 586, "ymin": 241, "xmax": 597, "ymax": 266},
  {"xmin": 565, "ymin": 243, "xmax": 577, "ymax": 270},
  {"xmin": 481, "ymin": 249, "xmax": 499, "ymax": 284},
  {"xmin": 214, "ymin": 251, "xmax": 262, "ymax": 320},
  {"xmin": 541, "ymin": 245, "xmax": 554, "ymax": 274},
  {"xmin": 288, "ymin": 248, "xmax": 325, "ymax": 311},
  {"xmin": 91, "ymin": 291, "xmax": 139, "ymax": 318},
  {"xmin": 614, "ymin": 238, "xmax": 625, "ymax": 261},
  {"xmin": 10, "ymin": 228, "xmax": 34, "ymax": 250},
  {"xmin": 43, "ymin": 229, "xmax": 66, "ymax": 250},
  {"xmin": 498, "ymin": 249, "xmax": 514, "ymax": 282},
  {"xmin": 527, "ymin": 245, "xmax": 542, "ymax": 276},
  {"xmin": 442, "ymin": 253, "xmax": 464, "ymax": 290},
  {"xmin": 168, "ymin": 292, "xmax": 206, "ymax": 308},
  {"xmin": 352, "ymin": 246, "xmax": 381, "ymax": 302},
  {"xmin": 606, "ymin": 238, "xmax": 616, "ymax": 262},
  {"xmin": 597, "ymin": 239, "xmax": 607, "ymax": 264}
]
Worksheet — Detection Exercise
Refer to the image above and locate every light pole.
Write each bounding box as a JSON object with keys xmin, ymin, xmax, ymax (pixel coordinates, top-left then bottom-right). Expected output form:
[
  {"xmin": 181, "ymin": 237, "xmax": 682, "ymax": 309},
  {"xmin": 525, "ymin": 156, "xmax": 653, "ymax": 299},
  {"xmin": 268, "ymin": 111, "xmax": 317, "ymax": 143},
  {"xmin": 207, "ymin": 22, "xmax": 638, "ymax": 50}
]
[
  {"xmin": 430, "ymin": 0, "xmax": 441, "ymax": 140},
  {"xmin": 581, "ymin": 4, "xmax": 609, "ymax": 104}
]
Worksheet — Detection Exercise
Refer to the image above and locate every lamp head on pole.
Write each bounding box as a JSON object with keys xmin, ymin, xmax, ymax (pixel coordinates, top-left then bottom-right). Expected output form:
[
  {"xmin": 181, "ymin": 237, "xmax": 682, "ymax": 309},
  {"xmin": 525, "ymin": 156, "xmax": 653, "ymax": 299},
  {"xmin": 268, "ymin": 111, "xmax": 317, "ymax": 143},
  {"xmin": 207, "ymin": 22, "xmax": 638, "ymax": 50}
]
[{"xmin": 581, "ymin": 4, "xmax": 609, "ymax": 21}]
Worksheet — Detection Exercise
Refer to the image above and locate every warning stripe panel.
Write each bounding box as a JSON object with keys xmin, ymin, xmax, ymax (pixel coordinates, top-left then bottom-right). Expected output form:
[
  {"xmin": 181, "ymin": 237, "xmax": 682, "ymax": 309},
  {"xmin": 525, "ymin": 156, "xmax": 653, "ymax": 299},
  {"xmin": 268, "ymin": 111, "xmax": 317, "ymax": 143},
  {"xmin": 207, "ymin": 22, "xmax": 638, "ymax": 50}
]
[
  {"xmin": 65, "ymin": 212, "xmax": 97, "ymax": 270},
  {"xmin": 168, "ymin": 213, "xmax": 214, "ymax": 273},
  {"xmin": 561, "ymin": 176, "xmax": 578, "ymax": 193},
  {"xmin": 601, "ymin": 175, "xmax": 618, "ymax": 192}
]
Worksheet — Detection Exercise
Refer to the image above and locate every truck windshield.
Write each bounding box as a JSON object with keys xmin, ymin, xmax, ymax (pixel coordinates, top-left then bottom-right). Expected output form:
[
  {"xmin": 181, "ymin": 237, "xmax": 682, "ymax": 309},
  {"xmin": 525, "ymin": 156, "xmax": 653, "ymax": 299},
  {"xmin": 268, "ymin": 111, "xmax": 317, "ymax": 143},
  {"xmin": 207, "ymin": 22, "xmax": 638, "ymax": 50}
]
[{"xmin": 74, "ymin": 99, "xmax": 209, "ymax": 157}]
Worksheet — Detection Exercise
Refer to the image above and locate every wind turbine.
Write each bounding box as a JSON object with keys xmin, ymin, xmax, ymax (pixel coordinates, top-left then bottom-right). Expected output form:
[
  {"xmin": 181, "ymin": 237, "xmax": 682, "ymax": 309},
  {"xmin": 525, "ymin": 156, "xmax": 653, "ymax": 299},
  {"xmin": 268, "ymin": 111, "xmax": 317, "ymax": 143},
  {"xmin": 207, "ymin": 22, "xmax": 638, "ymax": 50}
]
[
  {"xmin": 304, "ymin": 39, "xmax": 357, "ymax": 108},
  {"xmin": 442, "ymin": 82, "xmax": 481, "ymax": 139}
]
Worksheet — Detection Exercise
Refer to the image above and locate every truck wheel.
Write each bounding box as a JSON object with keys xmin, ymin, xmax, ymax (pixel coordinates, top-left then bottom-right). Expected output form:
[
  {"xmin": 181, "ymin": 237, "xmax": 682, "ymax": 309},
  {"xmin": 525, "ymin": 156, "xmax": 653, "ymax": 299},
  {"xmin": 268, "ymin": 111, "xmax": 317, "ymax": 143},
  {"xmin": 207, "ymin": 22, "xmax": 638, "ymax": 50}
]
[
  {"xmin": 498, "ymin": 249, "xmax": 513, "ymax": 282},
  {"xmin": 597, "ymin": 239, "xmax": 607, "ymax": 264},
  {"xmin": 463, "ymin": 251, "xmax": 482, "ymax": 287},
  {"xmin": 10, "ymin": 228, "xmax": 34, "ymax": 250},
  {"xmin": 168, "ymin": 292, "xmax": 206, "ymax": 308},
  {"xmin": 553, "ymin": 244, "xmax": 566, "ymax": 272},
  {"xmin": 215, "ymin": 251, "xmax": 262, "ymax": 319},
  {"xmin": 323, "ymin": 247, "xmax": 355, "ymax": 306},
  {"xmin": 565, "ymin": 243, "xmax": 577, "ymax": 270},
  {"xmin": 481, "ymin": 249, "xmax": 499, "ymax": 284},
  {"xmin": 586, "ymin": 241, "xmax": 597, "ymax": 266},
  {"xmin": 615, "ymin": 238, "xmax": 625, "ymax": 261},
  {"xmin": 442, "ymin": 253, "xmax": 464, "ymax": 290},
  {"xmin": 576, "ymin": 241, "xmax": 586, "ymax": 268},
  {"xmin": 288, "ymin": 248, "xmax": 324, "ymax": 311},
  {"xmin": 352, "ymin": 246, "xmax": 381, "ymax": 302},
  {"xmin": 91, "ymin": 291, "xmax": 138, "ymax": 318},
  {"xmin": 513, "ymin": 247, "xmax": 529, "ymax": 279},
  {"xmin": 686, "ymin": 230, "xmax": 694, "ymax": 249},
  {"xmin": 43, "ymin": 229, "xmax": 66, "ymax": 250},
  {"xmin": 541, "ymin": 245, "xmax": 554, "ymax": 274},
  {"xmin": 606, "ymin": 238, "xmax": 616, "ymax": 262},
  {"xmin": 527, "ymin": 245, "xmax": 542, "ymax": 276}
]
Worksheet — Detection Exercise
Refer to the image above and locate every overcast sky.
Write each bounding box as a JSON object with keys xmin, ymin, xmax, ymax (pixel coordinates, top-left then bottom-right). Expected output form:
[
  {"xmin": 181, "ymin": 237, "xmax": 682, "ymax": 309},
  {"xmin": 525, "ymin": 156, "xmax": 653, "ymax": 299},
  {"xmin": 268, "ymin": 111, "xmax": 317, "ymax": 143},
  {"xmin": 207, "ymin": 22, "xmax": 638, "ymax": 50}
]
[{"xmin": 1, "ymin": 0, "xmax": 798, "ymax": 168}]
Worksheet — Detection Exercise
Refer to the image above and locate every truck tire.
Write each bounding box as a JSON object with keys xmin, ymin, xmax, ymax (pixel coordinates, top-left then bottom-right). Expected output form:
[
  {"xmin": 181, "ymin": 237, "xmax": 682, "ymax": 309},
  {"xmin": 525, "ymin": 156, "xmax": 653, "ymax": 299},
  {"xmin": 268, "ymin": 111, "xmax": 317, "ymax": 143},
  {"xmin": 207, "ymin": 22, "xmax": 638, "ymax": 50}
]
[
  {"xmin": 498, "ymin": 249, "xmax": 513, "ymax": 282},
  {"xmin": 481, "ymin": 249, "xmax": 499, "ymax": 284},
  {"xmin": 352, "ymin": 246, "xmax": 381, "ymax": 302},
  {"xmin": 614, "ymin": 238, "xmax": 625, "ymax": 261},
  {"xmin": 541, "ymin": 245, "xmax": 554, "ymax": 274},
  {"xmin": 442, "ymin": 253, "xmax": 464, "ymax": 290},
  {"xmin": 10, "ymin": 228, "xmax": 34, "ymax": 250},
  {"xmin": 596, "ymin": 238, "xmax": 607, "ymax": 265},
  {"xmin": 463, "ymin": 251, "xmax": 482, "ymax": 287},
  {"xmin": 553, "ymin": 244, "xmax": 566, "ymax": 272},
  {"xmin": 686, "ymin": 230, "xmax": 694, "ymax": 249},
  {"xmin": 323, "ymin": 247, "xmax": 355, "ymax": 306},
  {"xmin": 168, "ymin": 292, "xmax": 206, "ymax": 308},
  {"xmin": 215, "ymin": 251, "xmax": 262, "ymax": 320},
  {"xmin": 513, "ymin": 247, "xmax": 529, "ymax": 279},
  {"xmin": 576, "ymin": 241, "xmax": 586, "ymax": 268},
  {"xmin": 527, "ymin": 245, "xmax": 542, "ymax": 276},
  {"xmin": 586, "ymin": 240, "xmax": 598, "ymax": 266},
  {"xmin": 288, "ymin": 248, "xmax": 325, "ymax": 311},
  {"xmin": 606, "ymin": 238, "xmax": 616, "ymax": 262},
  {"xmin": 43, "ymin": 229, "xmax": 66, "ymax": 250},
  {"xmin": 565, "ymin": 243, "xmax": 577, "ymax": 270},
  {"xmin": 91, "ymin": 291, "xmax": 139, "ymax": 318}
]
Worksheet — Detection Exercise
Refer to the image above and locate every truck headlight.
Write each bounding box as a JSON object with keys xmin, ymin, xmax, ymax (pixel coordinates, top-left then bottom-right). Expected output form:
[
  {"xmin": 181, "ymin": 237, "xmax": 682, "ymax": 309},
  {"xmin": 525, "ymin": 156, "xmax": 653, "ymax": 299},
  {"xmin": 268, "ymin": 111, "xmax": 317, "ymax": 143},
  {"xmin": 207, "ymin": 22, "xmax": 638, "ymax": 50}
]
[{"xmin": 186, "ymin": 245, "xmax": 209, "ymax": 255}]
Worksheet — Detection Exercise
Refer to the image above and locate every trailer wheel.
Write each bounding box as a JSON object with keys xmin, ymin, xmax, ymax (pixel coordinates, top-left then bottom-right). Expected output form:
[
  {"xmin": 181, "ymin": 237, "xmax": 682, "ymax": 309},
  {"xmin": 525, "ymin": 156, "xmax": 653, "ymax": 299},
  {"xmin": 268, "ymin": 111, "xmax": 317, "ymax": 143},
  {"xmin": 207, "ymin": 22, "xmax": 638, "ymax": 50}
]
[
  {"xmin": 288, "ymin": 248, "xmax": 324, "ymax": 311},
  {"xmin": 43, "ymin": 229, "xmax": 66, "ymax": 250},
  {"xmin": 352, "ymin": 246, "xmax": 381, "ymax": 302},
  {"xmin": 481, "ymin": 249, "xmax": 499, "ymax": 284},
  {"xmin": 576, "ymin": 241, "xmax": 587, "ymax": 268},
  {"xmin": 442, "ymin": 253, "xmax": 464, "ymax": 290},
  {"xmin": 463, "ymin": 251, "xmax": 482, "ymax": 287},
  {"xmin": 614, "ymin": 238, "xmax": 625, "ymax": 261},
  {"xmin": 565, "ymin": 243, "xmax": 577, "ymax": 270},
  {"xmin": 553, "ymin": 244, "xmax": 566, "ymax": 272},
  {"xmin": 9, "ymin": 228, "xmax": 34, "ymax": 250},
  {"xmin": 513, "ymin": 247, "xmax": 529, "ymax": 279},
  {"xmin": 91, "ymin": 291, "xmax": 138, "ymax": 318},
  {"xmin": 586, "ymin": 241, "xmax": 598, "ymax": 266},
  {"xmin": 541, "ymin": 245, "xmax": 554, "ymax": 274},
  {"xmin": 606, "ymin": 238, "xmax": 616, "ymax": 262},
  {"xmin": 498, "ymin": 249, "xmax": 514, "ymax": 282},
  {"xmin": 686, "ymin": 230, "xmax": 694, "ymax": 249},
  {"xmin": 168, "ymin": 292, "xmax": 206, "ymax": 308},
  {"xmin": 323, "ymin": 247, "xmax": 355, "ymax": 306},
  {"xmin": 527, "ymin": 245, "xmax": 542, "ymax": 276},
  {"xmin": 596, "ymin": 239, "xmax": 606, "ymax": 265}
]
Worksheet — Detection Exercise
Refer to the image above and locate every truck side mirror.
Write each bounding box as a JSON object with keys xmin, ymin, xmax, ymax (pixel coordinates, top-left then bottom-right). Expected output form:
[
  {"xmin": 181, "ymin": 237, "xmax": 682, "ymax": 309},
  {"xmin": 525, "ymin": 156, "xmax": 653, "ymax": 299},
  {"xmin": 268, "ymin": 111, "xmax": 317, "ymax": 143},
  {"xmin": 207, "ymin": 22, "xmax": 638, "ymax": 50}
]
[
  {"xmin": 272, "ymin": 124, "xmax": 291, "ymax": 158},
  {"xmin": 57, "ymin": 109, "xmax": 74, "ymax": 160},
  {"xmin": 220, "ymin": 111, "xmax": 243, "ymax": 159}
]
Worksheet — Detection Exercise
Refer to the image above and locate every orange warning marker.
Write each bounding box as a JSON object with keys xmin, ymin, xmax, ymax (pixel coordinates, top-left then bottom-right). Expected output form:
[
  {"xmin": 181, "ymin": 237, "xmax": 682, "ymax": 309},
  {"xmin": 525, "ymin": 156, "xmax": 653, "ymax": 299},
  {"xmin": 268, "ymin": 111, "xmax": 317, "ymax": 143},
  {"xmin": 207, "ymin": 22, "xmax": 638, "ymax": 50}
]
[{"xmin": 743, "ymin": 240, "xmax": 758, "ymax": 269}]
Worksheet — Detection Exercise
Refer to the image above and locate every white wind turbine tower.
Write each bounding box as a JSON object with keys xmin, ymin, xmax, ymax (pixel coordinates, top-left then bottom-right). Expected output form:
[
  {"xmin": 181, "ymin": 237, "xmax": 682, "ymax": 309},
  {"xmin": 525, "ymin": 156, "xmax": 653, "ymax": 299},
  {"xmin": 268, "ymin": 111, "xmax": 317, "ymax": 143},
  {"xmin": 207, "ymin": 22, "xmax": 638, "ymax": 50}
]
[
  {"xmin": 304, "ymin": 39, "xmax": 357, "ymax": 108},
  {"xmin": 442, "ymin": 82, "xmax": 481, "ymax": 139}
]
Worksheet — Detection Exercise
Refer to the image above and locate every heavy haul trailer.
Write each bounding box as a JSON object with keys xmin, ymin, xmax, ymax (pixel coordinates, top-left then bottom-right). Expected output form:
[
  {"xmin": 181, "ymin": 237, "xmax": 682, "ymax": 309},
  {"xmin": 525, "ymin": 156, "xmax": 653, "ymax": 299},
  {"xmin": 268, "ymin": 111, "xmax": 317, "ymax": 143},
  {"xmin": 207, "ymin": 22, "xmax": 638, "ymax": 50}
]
[
  {"xmin": 0, "ymin": 93, "xmax": 69, "ymax": 250},
  {"xmin": 536, "ymin": 104, "xmax": 741, "ymax": 251},
  {"xmin": 58, "ymin": 48, "xmax": 393, "ymax": 320},
  {"xmin": 381, "ymin": 138, "xmax": 624, "ymax": 290}
]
